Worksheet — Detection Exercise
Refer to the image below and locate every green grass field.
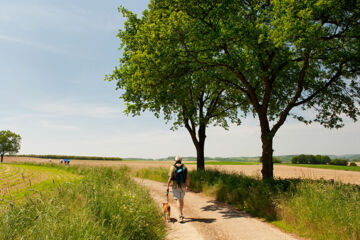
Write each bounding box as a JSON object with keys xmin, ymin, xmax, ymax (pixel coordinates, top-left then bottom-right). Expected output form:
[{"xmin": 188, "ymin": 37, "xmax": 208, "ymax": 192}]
[
  {"xmin": 281, "ymin": 163, "xmax": 360, "ymax": 172},
  {"xmin": 0, "ymin": 164, "xmax": 165, "ymax": 240}
]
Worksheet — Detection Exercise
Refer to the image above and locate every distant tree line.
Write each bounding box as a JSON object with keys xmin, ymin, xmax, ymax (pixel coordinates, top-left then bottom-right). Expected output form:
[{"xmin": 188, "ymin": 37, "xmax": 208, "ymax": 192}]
[
  {"xmin": 291, "ymin": 155, "xmax": 331, "ymax": 164},
  {"xmin": 12, "ymin": 154, "xmax": 123, "ymax": 161},
  {"xmin": 291, "ymin": 154, "xmax": 351, "ymax": 166}
]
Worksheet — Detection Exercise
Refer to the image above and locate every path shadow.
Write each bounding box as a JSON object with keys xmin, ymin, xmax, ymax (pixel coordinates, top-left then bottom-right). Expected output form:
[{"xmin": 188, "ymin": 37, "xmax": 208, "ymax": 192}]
[
  {"xmin": 183, "ymin": 217, "xmax": 216, "ymax": 224},
  {"xmin": 201, "ymin": 200, "xmax": 249, "ymax": 219}
]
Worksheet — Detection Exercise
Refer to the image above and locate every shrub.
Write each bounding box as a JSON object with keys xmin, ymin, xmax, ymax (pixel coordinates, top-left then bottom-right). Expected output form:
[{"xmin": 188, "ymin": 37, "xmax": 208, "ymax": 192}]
[
  {"xmin": 330, "ymin": 159, "xmax": 348, "ymax": 166},
  {"xmin": 349, "ymin": 162, "xmax": 357, "ymax": 167}
]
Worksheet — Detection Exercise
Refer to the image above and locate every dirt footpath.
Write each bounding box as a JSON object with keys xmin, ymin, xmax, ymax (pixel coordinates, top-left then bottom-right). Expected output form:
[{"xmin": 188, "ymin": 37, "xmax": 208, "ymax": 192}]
[{"xmin": 135, "ymin": 178, "xmax": 300, "ymax": 240}]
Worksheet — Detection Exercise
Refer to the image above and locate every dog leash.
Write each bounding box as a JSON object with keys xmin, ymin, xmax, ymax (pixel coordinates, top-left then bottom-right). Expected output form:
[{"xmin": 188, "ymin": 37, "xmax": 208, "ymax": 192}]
[{"xmin": 166, "ymin": 189, "xmax": 169, "ymax": 203}]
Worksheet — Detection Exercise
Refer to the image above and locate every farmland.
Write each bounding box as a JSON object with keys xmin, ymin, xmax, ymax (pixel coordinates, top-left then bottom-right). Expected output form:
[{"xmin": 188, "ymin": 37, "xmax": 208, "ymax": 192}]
[
  {"xmin": 0, "ymin": 163, "xmax": 165, "ymax": 239},
  {"xmin": 0, "ymin": 163, "xmax": 79, "ymax": 199},
  {"xmin": 2, "ymin": 157, "xmax": 360, "ymax": 239},
  {"xmin": 4, "ymin": 156, "xmax": 360, "ymax": 185}
]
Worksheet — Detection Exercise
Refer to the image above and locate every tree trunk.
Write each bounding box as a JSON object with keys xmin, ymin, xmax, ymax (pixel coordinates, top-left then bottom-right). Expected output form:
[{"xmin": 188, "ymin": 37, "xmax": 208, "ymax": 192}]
[
  {"xmin": 196, "ymin": 123, "xmax": 206, "ymax": 171},
  {"xmin": 259, "ymin": 113, "xmax": 274, "ymax": 179},
  {"xmin": 196, "ymin": 136, "xmax": 205, "ymax": 170},
  {"xmin": 1, "ymin": 153, "xmax": 4, "ymax": 163},
  {"xmin": 184, "ymin": 121, "xmax": 206, "ymax": 171},
  {"xmin": 261, "ymin": 132, "xmax": 274, "ymax": 179}
]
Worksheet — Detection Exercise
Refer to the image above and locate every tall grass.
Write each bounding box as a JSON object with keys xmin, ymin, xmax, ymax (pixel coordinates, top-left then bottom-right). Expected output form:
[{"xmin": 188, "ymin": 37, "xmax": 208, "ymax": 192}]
[
  {"xmin": 135, "ymin": 167, "xmax": 360, "ymax": 240},
  {"xmin": 188, "ymin": 170, "xmax": 297, "ymax": 220},
  {"xmin": 278, "ymin": 180, "xmax": 360, "ymax": 240},
  {"xmin": 0, "ymin": 166, "xmax": 165, "ymax": 240},
  {"xmin": 135, "ymin": 167, "xmax": 169, "ymax": 182}
]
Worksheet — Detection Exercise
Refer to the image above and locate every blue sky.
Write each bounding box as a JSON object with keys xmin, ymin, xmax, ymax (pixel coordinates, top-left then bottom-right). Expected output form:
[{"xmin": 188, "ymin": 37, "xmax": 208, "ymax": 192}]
[{"xmin": 0, "ymin": 0, "xmax": 359, "ymax": 158}]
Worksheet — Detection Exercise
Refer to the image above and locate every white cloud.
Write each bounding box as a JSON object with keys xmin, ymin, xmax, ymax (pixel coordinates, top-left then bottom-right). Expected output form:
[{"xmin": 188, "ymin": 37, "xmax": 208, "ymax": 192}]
[
  {"xmin": 0, "ymin": 34, "xmax": 68, "ymax": 55},
  {"xmin": 0, "ymin": 2, "xmax": 121, "ymax": 33},
  {"xmin": 39, "ymin": 120, "xmax": 79, "ymax": 131},
  {"xmin": 31, "ymin": 101, "xmax": 122, "ymax": 119}
]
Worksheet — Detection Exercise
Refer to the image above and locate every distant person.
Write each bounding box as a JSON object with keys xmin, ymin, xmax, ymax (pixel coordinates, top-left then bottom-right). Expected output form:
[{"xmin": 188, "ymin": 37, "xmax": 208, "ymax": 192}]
[
  {"xmin": 166, "ymin": 156, "xmax": 189, "ymax": 223},
  {"xmin": 60, "ymin": 159, "xmax": 63, "ymax": 164}
]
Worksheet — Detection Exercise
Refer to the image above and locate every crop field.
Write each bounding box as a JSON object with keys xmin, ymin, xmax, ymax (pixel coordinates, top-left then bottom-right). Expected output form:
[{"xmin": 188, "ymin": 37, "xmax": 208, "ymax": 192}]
[
  {"xmin": 0, "ymin": 163, "xmax": 79, "ymax": 200},
  {"xmin": 0, "ymin": 165, "xmax": 165, "ymax": 240}
]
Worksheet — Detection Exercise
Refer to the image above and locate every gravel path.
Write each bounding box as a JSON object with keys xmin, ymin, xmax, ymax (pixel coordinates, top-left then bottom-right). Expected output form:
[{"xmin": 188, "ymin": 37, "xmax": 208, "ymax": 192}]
[{"xmin": 135, "ymin": 178, "xmax": 301, "ymax": 240}]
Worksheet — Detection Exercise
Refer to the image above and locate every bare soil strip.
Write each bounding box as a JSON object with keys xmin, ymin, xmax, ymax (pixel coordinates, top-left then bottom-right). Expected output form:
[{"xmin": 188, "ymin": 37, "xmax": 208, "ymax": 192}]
[{"xmin": 135, "ymin": 178, "xmax": 301, "ymax": 240}]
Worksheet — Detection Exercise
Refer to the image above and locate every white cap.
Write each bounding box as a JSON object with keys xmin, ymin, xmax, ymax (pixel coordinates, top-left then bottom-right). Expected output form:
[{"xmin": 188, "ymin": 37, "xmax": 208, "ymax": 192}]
[{"xmin": 175, "ymin": 156, "xmax": 182, "ymax": 162}]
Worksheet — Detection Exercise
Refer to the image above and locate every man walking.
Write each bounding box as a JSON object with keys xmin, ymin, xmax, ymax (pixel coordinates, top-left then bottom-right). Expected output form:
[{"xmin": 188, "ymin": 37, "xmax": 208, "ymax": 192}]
[{"xmin": 166, "ymin": 156, "xmax": 189, "ymax": 223}]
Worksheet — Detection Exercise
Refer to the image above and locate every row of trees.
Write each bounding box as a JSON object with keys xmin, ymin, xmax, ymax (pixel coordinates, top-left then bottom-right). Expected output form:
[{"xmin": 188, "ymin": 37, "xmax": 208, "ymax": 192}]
[
  {"xmin": 291, "ymin": 154, "xmax": 331, "ymax": 164},
  {"xmin": 0, "ymin": 130, "xmax": 21, "ymax": 163},
  {"xmin": 107, "ymin": 0, "xmax": 360, "ymax": 179},
  {"xmin": 291, "ymin": 154, "xmax": 351, "ymax": 166}
]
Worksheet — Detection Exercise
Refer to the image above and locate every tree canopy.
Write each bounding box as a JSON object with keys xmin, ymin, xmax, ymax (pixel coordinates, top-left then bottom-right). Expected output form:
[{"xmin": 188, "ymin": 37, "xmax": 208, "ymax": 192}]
[
  {"xmin": 0, "ymin": 130, "xmax": 21, "ymax": 163},
  {"xmin": 120, "ymin": 0, "xmax": 360, "ymax": 178},
  {"xmin": 107, "ymin": 7, "xmax": 246, "ymax": 170}
]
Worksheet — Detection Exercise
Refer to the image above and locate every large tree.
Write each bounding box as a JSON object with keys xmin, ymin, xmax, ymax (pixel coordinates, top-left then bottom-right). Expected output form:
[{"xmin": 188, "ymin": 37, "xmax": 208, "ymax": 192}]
[
  {"xmin": 122, "ymin": 0, "xmax": 360, "ymax": 178},
  {"xmin": 107, "ymin": 8, "xmax": 245, "ymax": 170},
  {"xmin": 0, "ymin": 130, "xmax": 21, "ymax": 163}
]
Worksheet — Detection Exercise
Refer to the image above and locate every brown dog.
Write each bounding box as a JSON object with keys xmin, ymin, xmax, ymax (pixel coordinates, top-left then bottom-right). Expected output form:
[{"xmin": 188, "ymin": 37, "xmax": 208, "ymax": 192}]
[{"xmin": 162, "ymin": 202, "xmax": 171, "ymax": 221}]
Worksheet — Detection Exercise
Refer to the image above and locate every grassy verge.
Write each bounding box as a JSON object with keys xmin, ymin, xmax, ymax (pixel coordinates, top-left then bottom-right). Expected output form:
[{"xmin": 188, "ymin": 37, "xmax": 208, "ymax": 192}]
[
  {"xmin": 282, "ymin": 163, "xmax": 360, "ymax": 172},
  {"xmin": 135, "ymin": 167, "xmax": 360, "ymax": 240},
  {"xmin": 0, "ymin": 165, "xmax": 165, "ymax": 240},
  {"xmin": 277, "ymin": 180, "xmax": 360, "ymax": 239}
]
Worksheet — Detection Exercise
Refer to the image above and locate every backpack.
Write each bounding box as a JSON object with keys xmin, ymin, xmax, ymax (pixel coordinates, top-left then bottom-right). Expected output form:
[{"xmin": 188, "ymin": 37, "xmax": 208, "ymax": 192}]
[{"xmin": 172, "ymin": 164, "xmax": 187, "ymax": 186}]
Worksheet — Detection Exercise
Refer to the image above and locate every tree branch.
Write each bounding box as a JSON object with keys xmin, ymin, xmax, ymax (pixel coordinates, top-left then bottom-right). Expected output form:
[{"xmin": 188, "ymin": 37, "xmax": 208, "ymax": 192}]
[
  {"xmin": 271, "ymin": 48, "xmax": 312, "ymax": 135},
  {"xmin": 294, "ymin": 63, "xmax": 343, "ymax": 106}
]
